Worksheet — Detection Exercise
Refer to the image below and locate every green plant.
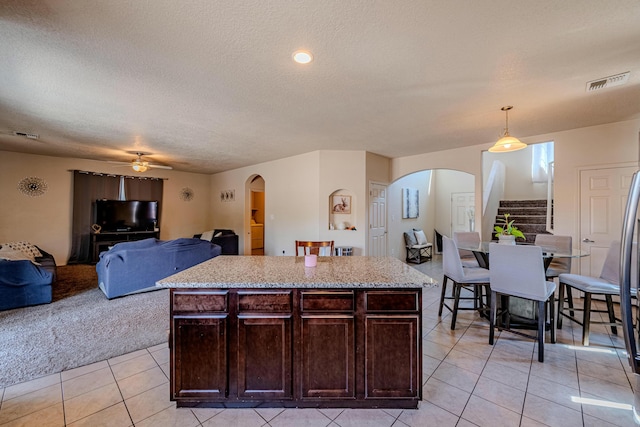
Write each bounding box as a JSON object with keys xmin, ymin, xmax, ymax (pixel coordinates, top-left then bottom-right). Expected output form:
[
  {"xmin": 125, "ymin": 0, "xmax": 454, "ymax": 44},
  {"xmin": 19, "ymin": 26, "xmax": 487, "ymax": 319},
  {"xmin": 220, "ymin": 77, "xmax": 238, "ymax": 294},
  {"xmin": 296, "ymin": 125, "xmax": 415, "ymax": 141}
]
[{"xmin": 494, "ymin": 213, "xmax": 525, "ymax": 240}]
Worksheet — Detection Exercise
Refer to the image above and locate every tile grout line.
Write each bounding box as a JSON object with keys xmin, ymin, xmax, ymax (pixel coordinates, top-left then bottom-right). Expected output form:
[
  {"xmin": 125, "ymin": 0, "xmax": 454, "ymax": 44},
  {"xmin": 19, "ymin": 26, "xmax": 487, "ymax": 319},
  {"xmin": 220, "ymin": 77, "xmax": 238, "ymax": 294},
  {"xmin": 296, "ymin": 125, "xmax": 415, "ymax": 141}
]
[
  {"xmin": 456, "ymin": 321, "xmax": 519, "ymax": 425},
  {"xmin": 109, "ymin": 349, "xmax": 143, "ymax": 427},
  {"xmin": 422, "ymin": 317, "xmax": 490, "ymax": 424}
]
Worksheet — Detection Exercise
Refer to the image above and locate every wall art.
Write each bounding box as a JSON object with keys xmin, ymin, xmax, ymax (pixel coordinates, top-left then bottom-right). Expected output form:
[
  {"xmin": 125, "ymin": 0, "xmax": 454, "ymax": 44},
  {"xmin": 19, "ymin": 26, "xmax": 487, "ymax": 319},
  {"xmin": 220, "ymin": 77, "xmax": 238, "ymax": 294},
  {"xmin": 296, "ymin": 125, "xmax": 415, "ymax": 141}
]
[
  {"xmin": 180, "ymin": 187, "xmax": 194, "ymax": 201},
  {"xmin": 17, "ymin": 176, "xmax": 48, "ymax": 197},
  {"xmin": 220, "ymin": 189, "xmax": 235, "ymax": 202},
  {"xmin": 331, "ymin": 195, "xmax": 351, "ymax": 214},
  {"xmin": 402, "ymin": 187, "xmax": 419, "ymax": 219}
]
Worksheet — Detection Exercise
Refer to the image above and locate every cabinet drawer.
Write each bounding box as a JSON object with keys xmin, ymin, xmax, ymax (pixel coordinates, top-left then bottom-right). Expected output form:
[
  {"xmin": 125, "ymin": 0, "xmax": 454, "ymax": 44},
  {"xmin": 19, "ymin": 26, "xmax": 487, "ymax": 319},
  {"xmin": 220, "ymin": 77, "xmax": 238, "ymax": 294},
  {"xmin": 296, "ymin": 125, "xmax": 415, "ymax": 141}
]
[
  {"xmin": 172, "ymin": 290, "xmax": 228, "ymax": 313},
  {"xmin": 238, "ymin": 291, "xmax": 292, "ymax": 312},
  {"xmin": 301, "ymin": 291, "xmax": 354, "ymax": 312},
  {"xmin": 365, "ymin": 291, "xmax": 419, "ymax": 312}
]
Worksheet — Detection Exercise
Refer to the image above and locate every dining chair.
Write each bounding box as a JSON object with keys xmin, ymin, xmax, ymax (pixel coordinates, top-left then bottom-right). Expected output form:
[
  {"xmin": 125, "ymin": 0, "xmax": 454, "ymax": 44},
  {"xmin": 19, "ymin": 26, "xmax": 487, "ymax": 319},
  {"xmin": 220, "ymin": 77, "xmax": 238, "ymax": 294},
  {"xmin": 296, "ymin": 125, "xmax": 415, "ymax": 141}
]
[
  {"xmin": 488, "ymin": 243, "xmax": 556, "ymax": 362},
  {"xmin": 557, "ymin": 241, "xmax": 637, "ymax": 346},
  {"xmin": 295, "ymin": 240, "xmax": 334, "ymax": 256},
  {"xmin": 453, "ymin": 231, "xmax": 481, "ymax": 268},
  {"xmin": 534, "ymin": 234, "xmax": 573, "ymax": 279},
  {"xmin": 439, "ymin": 236, "xmax": 490, "ymax": 330},
  {"xmin": 535, "ymin": 233, "xmax": 575, "ymax": 315}
]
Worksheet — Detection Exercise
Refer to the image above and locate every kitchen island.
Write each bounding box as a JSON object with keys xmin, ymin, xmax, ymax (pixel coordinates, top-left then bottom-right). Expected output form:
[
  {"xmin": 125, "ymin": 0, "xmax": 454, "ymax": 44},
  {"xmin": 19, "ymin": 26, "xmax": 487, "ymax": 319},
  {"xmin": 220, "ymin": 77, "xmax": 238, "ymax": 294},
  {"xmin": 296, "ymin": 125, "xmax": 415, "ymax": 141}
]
[{"xmin": 157, "ymin": 255, "xmax": 436, "ymax": 408}]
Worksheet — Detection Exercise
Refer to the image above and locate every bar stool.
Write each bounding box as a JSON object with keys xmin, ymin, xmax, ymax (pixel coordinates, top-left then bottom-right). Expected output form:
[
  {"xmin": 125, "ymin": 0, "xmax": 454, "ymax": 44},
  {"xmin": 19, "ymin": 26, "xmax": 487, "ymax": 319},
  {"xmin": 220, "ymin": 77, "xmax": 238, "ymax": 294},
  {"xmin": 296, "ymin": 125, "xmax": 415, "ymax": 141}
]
[{"xmin": 439, "ymin": 236, "xmax": 490, "ymax": 330}]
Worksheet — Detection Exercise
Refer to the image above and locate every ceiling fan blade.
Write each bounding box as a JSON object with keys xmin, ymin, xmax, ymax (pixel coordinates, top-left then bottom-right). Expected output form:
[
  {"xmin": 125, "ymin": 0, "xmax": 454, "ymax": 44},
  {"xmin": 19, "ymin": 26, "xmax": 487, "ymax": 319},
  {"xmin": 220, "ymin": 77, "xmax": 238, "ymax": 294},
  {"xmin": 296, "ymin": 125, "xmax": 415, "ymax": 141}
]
[
  {"xmin": 148, "ymin": 164, "xmax": 173, "ymax": 170},
  {"xmin": 106, "ymin": 159, "xmax": 173, "ymax": 170}
]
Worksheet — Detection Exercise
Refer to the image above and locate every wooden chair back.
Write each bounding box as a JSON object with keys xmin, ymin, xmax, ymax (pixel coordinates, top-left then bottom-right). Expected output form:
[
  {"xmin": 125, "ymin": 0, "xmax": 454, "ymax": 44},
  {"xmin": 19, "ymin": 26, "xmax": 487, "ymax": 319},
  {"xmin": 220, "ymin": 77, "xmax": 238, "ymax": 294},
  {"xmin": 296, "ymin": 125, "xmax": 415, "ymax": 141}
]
[{"xmin": 295, "ymin": 240, "xmax": 334, "ymax": 256}]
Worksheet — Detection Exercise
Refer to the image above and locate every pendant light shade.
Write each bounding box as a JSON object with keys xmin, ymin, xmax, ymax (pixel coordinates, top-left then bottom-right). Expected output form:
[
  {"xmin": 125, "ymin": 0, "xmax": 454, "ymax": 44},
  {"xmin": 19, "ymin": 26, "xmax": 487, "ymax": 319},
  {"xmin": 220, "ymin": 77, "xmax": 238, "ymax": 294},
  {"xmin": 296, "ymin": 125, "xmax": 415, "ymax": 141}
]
[{"xmin": 489, "ymin": 106, "xmax": 527, "ymax": 153}]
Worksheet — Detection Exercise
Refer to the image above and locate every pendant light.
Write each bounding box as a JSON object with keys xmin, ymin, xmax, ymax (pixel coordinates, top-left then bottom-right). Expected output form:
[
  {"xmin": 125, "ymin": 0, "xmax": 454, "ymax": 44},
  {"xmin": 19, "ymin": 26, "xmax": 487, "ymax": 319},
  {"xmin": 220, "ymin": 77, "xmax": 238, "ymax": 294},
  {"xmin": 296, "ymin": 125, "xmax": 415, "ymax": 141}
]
[{"xmin": 488, "ymin": 106, "xmax": 527, "ymax": 153}]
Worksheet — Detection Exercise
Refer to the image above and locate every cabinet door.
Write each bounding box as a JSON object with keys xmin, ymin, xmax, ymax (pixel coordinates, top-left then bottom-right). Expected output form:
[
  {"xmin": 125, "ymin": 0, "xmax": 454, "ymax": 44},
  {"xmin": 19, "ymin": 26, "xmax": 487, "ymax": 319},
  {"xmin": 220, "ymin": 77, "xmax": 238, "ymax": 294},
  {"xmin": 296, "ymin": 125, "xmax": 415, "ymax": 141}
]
[
  {"xmin": 301, "ymin": 316, "xmax": 355, "ymax": 398},
  {"xmin": 172, "ymin": 315, "xmax": 227, "ymax": 399},
  {"xmin": 237, "ymin": 315, "xmax": 292, "ymax": 399},
  {"xmin": 365, "ymin": 315, "xmax": 419, "ymax": 399}
]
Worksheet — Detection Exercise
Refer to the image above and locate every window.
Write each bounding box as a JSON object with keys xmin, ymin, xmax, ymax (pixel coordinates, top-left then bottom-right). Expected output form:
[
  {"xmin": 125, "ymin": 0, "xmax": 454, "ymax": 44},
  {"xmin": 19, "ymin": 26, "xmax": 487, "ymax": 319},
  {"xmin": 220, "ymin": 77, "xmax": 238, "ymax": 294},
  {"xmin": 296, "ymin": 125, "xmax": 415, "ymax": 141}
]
[{"xmin": 531, "ymin": 141, "xmax": 554, "ymax": 183}]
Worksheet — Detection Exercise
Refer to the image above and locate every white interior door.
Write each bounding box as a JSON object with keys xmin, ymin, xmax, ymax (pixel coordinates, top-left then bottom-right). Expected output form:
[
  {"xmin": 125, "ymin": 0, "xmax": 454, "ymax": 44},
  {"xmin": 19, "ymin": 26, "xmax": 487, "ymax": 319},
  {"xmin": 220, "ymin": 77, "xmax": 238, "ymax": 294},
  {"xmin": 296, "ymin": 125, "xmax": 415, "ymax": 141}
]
[
  {"xmin": 580, "ymin": 166, "xmax": 637, "ymax": 276},
  {"xmin": 368, "ymin": 183, "xmax": 387, "ymax": 256},
  {"xmin": 451, "ymin": 192, "xmax": 475, "ymax": 234}
]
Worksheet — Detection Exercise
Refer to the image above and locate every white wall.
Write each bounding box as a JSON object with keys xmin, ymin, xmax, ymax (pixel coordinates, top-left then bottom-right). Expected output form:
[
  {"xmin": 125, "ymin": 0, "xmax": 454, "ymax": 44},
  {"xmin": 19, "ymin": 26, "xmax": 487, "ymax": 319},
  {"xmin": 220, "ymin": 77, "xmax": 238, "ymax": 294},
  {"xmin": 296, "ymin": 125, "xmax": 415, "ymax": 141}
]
[
  {"xmin": 366, "ymin": 152, "xmax": 390, "ymax": 184},
  {"xmin": 387, "ymin": 171, "xmax": 432, "ymax": 259},
  {"xmin": 528, "ymin": 120, "xmax": 640, "ymax": 242},
  {"xmin": 431, "ymin": 169, "xmax": 475, "ymax": 237},
  {"xmin": 385, "ymin": 168, "xmax": 475, "ymax": 261},
  {"xmin": 482, "ymin": 143, "xmax": 549, "ymax": 200},
  {"xmin": 0, "ymin": 151, "xmax": 212, "ymax": 264},
  {"xmin": 320, "ymin": 151, "xmax": 367, "ymax": 254},
  {"xmin": 210, "ymin": 150, "xmax": 368, "ymax": 256},
  {"xmin": 209, "ymin": 151, "xmax": 320, "ymax": 256}
]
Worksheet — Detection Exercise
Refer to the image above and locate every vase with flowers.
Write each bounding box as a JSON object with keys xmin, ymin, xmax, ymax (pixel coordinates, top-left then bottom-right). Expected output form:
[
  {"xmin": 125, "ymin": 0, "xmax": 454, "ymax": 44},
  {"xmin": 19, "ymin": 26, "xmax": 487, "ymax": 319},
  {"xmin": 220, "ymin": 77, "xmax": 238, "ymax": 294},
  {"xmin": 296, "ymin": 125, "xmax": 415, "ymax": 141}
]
[{"xmin": 494, "ymin": 213, "xmax": 525, "ymax": 244}]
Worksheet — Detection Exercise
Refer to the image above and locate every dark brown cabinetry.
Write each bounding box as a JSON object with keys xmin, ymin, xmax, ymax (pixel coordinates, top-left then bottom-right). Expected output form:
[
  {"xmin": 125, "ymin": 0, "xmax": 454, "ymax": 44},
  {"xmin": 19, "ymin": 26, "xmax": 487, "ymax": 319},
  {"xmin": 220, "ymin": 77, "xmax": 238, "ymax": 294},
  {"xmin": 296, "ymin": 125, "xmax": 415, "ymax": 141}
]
[
  {"xmin": 237, "ymin": 291, "xmax": 293, "ymax": 399},
  {"xmin": 365, "ymin": 291, "xmax": 421, "ymax": 399},
  {"xmin": 169, "ymin": 287, "xmax": 421, "ymax": 408},
  {"xmin": 301, "ymin": 291, "xmax": 355, "ymax": 399},
  {"xmin": 171, "ymin": 290, "xmax": 228, "ymax": 400}
]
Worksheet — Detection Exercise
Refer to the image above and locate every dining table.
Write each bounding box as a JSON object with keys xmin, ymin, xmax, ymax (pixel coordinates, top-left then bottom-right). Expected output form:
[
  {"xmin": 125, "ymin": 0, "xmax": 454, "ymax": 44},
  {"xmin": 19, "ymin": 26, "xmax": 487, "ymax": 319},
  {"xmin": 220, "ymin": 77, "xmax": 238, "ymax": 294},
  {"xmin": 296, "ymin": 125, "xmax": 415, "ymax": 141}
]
[
  {"xmin": 456, "ymin": 241, "xmax": 589, "ymax": 271},
  {"xmin": 456, "ymin": 241, "xmax": 589, "ymax": 329}
]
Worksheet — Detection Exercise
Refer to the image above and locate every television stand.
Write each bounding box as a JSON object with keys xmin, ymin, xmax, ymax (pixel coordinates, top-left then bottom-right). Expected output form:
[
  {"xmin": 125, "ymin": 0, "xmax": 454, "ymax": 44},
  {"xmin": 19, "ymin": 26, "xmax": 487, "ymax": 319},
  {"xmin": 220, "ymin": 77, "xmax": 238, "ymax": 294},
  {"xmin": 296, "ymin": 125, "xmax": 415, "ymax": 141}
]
[{"xmin": 91, "ymin": 230, "xmax": 159, "ymax": 263}]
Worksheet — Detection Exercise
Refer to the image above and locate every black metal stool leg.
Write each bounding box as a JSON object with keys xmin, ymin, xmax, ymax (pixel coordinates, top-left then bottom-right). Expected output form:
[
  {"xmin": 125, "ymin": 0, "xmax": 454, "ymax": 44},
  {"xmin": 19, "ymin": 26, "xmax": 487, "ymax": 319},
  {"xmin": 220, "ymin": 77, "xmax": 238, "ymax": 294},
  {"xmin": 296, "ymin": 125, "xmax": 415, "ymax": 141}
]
[
  {"xmin": 438, "ymin": 276, "xmax": 448, "ymax": 316},
  {"xmin": 557, "ymin": 281, "xmax": 566, "ymax": 329},
  {"xmin": 582, "ymin": 293, "xmax": 592, "ymax": 346},
  {"xmin": 605, "ymin": 295, "xmax": 618, "ymax": 335},
  {"xmin": 538, "ymin": 299, "xmax": 545, "ymax": 362}
]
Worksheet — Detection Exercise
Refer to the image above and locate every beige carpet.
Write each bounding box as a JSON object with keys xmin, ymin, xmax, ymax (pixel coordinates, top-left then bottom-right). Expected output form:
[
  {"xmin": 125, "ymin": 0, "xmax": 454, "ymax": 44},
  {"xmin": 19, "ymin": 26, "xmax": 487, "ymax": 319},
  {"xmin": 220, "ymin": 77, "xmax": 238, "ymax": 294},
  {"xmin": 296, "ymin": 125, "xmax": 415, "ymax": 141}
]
[{"xmin": 0, "ymin": 265, "xmax": 168, "ymax": 388}]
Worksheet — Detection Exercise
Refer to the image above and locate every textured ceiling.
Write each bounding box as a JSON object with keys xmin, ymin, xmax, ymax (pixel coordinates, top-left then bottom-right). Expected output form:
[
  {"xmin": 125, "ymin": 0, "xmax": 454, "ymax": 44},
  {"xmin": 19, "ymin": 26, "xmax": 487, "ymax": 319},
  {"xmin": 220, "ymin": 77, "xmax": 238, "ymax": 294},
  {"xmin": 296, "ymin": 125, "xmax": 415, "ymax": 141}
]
[{"xmin": 1, "ymin": 0, "xmax": 639, "ymax": 174}]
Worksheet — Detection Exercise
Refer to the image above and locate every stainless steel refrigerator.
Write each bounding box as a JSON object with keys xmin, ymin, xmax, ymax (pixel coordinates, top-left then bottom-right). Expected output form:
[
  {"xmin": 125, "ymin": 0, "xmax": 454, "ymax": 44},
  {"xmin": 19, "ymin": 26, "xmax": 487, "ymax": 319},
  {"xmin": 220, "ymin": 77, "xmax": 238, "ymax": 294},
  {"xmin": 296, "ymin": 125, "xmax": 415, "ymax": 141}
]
[{"xmin": 620, "ymin": 170, "xmax": 640, "ymax": 424}]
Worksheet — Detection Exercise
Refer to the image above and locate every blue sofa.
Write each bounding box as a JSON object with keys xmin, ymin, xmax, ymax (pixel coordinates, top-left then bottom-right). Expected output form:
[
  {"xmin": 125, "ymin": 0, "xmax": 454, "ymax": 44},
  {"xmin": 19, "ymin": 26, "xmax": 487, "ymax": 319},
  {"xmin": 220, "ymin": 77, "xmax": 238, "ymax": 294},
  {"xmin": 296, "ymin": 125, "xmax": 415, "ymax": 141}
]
[
  {"xmin": 96, "ymin": 238, "xmax": 221, "ymax": 299},
  {"xmin": 0, "ymin": 247, "xmax": 56, "ymax": 311}
]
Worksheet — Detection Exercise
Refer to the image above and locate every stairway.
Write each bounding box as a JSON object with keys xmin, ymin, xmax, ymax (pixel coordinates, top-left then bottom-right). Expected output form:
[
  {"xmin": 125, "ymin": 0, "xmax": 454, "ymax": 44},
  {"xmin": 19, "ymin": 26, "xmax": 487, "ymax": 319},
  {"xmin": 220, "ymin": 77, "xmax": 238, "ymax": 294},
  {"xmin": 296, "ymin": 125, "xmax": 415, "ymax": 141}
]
[{"xmin": 493, "ymin": 200, "xmax": 551, "ymax": 244}]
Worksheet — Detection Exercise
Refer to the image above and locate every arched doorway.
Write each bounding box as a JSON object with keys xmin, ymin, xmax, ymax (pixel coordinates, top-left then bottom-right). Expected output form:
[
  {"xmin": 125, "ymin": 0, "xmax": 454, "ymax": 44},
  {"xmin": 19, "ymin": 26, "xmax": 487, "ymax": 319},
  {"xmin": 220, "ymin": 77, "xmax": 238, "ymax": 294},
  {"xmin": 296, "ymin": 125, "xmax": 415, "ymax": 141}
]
[
  {"xmin": 387, "ymin": 168, "xmax": 475, "ymax": 260},
  {"xmin": 245, "ymin": 175, "xmax": 265, "ymax": 255}
]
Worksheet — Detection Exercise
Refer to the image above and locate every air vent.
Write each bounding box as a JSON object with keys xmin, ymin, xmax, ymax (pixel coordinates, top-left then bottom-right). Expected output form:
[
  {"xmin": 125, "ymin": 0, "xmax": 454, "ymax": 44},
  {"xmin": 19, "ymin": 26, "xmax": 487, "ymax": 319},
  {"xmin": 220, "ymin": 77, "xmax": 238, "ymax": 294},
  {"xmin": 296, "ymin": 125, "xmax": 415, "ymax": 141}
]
[
  {"xmin": 13, "ymin": 131, "xmax": 39, "ymax": 140},
  {"xmin": 586, "ymin": 72, "xmax": 630, "ymax": 92}
]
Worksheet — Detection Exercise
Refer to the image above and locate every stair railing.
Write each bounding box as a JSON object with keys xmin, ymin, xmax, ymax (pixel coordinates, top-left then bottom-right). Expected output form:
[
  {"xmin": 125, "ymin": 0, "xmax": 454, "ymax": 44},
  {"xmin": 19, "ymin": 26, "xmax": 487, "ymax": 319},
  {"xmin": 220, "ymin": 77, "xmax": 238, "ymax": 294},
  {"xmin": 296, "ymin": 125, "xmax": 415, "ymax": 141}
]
[
  {"xmin": 482, "ymin": 160, "xmax": 506, "ymax": 241},
  {"xmin": 546, "ymin": 161, "xmax": 554, "ymax": 233}
]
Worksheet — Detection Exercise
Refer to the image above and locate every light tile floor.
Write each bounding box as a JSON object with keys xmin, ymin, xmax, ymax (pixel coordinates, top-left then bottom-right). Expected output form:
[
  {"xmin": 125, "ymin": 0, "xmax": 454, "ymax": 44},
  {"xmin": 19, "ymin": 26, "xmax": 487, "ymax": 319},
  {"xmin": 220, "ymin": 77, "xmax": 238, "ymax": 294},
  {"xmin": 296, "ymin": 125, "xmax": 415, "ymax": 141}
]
[{"xmin": 0, "ymin": 255, "xmax": 636, "ymax": 426}]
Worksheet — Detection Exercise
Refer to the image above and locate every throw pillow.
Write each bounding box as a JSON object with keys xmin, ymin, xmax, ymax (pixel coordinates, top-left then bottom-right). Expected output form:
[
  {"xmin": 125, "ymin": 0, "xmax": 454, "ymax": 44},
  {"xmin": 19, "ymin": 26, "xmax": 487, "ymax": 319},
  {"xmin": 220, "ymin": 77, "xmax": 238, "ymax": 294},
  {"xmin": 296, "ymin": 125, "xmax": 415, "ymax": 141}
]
[
  {"xmin": 413, "ymin": 229, "xmax": 428, "ymax": 245},
  {"xmin": 0, "ymin": 246, "xmax": 33, "ymax": 262},
  {"xmin": 200, "ymin": 230, "xmax": 214, "ymax": 241},
  {"xmin": 404, "ymin": 232, "xmax": 417, "ymax": 247},
  {"xmin": 1, "ymin": 241, "xmax": 42, "ymax": 259}
]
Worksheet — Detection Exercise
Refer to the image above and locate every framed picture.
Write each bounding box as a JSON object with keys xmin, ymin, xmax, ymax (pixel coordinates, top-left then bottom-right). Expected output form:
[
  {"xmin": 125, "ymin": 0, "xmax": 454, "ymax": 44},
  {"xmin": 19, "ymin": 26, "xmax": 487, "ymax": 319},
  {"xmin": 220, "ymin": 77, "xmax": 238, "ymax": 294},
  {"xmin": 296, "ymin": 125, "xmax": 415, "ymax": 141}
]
[
  {"xmin": 331, "ymin": 195, "xmax": 351, "ymax": 214},
  {"xmin": 220, "ymin": 189, "xmax": 235, "ymax": 202},
  {"xmin": 402, "ymin": 188, "xmax": 419, "ymax": 218}
]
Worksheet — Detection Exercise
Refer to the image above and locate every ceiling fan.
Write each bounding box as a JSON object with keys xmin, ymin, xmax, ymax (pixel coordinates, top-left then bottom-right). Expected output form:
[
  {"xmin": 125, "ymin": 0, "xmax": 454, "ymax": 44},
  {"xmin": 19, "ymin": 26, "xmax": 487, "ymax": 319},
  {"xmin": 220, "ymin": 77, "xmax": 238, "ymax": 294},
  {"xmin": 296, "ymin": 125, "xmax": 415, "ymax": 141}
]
[{"xmin": 107, "ymin": 152, "xmax": 173, "ymax": 172}]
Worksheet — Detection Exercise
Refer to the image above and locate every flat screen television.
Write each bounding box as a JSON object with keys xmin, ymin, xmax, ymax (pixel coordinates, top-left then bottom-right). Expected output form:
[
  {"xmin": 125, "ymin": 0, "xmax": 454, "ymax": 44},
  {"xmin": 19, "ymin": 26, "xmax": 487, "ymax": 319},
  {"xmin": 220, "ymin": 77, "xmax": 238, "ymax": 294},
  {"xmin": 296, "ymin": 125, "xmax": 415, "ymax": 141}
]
[{"xmin": 95, "ymin": 199, "xmax": 158, "ymax": 232}]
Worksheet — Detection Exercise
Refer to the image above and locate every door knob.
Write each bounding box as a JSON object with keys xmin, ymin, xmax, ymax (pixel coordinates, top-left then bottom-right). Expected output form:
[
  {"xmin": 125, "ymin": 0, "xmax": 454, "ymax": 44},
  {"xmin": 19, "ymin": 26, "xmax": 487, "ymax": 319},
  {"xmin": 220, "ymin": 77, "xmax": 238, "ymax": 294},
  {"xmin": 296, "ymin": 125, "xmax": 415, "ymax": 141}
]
[{"xmin": 582, "ymin": 238, "xmax": 595, "ymax": 243}]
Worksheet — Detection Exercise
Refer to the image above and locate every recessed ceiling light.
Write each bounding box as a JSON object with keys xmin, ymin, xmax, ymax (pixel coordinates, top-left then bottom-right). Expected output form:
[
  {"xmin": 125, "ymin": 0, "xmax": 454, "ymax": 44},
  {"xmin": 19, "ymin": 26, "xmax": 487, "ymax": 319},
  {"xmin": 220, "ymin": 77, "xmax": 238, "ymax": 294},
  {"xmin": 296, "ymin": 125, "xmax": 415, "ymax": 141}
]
[{"xmin": 292, "ymin": 50, "xmax": 313, "ymax": 64}]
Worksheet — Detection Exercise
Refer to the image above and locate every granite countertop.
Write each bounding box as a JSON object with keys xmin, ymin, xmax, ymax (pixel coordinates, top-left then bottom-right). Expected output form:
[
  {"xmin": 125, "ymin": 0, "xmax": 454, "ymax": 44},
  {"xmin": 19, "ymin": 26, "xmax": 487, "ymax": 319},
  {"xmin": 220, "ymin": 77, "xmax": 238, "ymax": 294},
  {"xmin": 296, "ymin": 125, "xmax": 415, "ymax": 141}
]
[{"xmin": 157, "ymin": 256, "xmax": 437, "ymax": 289}]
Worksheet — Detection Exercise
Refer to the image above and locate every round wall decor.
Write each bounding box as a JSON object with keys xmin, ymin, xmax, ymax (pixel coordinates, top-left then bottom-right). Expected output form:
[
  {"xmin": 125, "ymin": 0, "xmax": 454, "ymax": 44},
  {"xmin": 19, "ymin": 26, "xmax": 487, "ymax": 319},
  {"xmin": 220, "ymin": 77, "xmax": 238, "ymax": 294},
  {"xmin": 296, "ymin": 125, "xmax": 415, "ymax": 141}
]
[
  {"xmin": 17, "ymin": 176, "xmax": 48, "ymax": 197},
  {"xmin": 180, "ymin": 187, "xmax": 194, "ymax": 201}
]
